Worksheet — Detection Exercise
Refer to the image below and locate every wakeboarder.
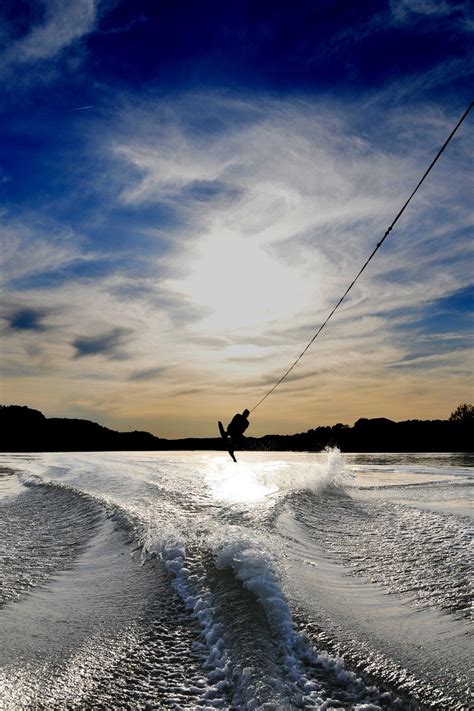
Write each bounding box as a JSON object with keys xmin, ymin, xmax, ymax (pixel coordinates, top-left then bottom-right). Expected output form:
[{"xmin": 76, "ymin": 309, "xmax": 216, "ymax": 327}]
[{"xmin": 218, "ymin": 409, "xmax": 250, "ymax": 462}]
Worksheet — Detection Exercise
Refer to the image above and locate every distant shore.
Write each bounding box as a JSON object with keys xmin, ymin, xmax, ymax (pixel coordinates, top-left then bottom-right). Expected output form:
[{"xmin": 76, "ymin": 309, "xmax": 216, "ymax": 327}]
[{"xmin": 1, "ymin": 405, "xmax": 472, "ymax": 453}]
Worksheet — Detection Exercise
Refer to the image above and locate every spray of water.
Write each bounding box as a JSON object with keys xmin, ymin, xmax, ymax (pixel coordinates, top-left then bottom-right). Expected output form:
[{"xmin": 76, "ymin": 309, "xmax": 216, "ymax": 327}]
[{"xmin": 206, "ymin": 447, "xmax": 353, "ymax": 505}]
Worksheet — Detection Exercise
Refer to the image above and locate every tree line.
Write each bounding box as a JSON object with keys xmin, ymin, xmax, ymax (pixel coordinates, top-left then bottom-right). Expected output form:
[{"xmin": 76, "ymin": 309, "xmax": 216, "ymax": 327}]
[{"xmin": 1, "ymin": 403, "xmax": 472, "ymax": 452}]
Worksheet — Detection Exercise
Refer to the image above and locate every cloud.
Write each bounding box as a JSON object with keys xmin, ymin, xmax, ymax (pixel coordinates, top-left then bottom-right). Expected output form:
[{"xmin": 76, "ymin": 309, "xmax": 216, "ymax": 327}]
[
  {"xmin": 0, "ymin": 218, "xmax": 84, "ymax": 288},
  {"xmin": 1, "ymin": 0, "xmax": 97, "ymax": 67},
  {"xmin": 128, "ymin": 366, "xmax": 169, "ymax": 381},
  {"xmin": 110, "ymin": 280, "xmax": 211, "ymax": 327},
  {"xmin": 114, "ymin": 139, "xmax": 235, "ymax": 206},
  {"xmin": 4, "ymin": 307, "xmax": 50, "ymax": 332},
  {"xmin": 380, "ymin": 56, "xmax": 474, "ymax": 103},
  {"xmin": 189, "ymin": 335, "xmax": 230, "ymax": 349},
  {"xmin": 2, "ymin": 93, "xmax": 472, "ymax": 434},
  {"xmin": 82, "ymin": 96, "xmax": 474, "ymax": 407},
  {"xmin": 171, "ymin": 386, "xmax": 206, "ymax": 397},
  {"xmin": 390, "ymin": 0, "xmax": 469, "ymax": 21},
  {"xmin": 72, "ymin": 327, "xmax": 134, "ymax": 360},
  {"xmin": 389, "ymin": 348, "xmax": 472, "ymax": 371}
]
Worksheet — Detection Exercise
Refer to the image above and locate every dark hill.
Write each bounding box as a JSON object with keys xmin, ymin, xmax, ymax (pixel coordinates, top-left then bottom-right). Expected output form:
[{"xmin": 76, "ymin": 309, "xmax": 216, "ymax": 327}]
[
  {"xmin": 0, "ymin": 405, "xmax": 471, "ymax": 452},
  {"xmin": 1, "ymin": 405, "xmax": 165, "ymax": 452}
]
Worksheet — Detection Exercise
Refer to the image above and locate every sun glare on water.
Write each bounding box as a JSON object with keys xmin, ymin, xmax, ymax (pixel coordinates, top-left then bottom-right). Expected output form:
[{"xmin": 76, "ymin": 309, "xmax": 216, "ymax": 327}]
[{"xmin": 206, "ymin": 458, "xmax": 279, "ymax": 503}]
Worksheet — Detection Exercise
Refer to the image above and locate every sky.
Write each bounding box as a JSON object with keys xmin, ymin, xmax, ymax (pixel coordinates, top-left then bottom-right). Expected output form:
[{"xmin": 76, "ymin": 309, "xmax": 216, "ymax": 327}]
[{"xmin": 0, "ymin": 0, "xmax": 473, "ymax": 438}]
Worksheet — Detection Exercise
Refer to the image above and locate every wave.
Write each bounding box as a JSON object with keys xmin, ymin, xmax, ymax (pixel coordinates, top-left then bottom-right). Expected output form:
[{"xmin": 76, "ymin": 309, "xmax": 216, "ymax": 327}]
[
  {"xmin": 209, "ymin": 526, "xmax": 388, "ymax": 708},
  {"xmin": 2, "ymin": 452, "xmax": 470, "ymax": 708},
  {"xmin": 138, "ymin": 518, "xmax": 401, "ymax": 708},
  {"xmin": 0, "ymin": 478, "xmax": 103, "ymax": 607},
  {"xmin": 292, "ymin": 489, "xmax": 473, "ymax": 621},
  {"xmin": 126, "ymin": 487, "xmax": 394, "ymax": 707},
  {"xmin": 357, "ymin": 479, "xmax": 474, "ymax": 490}
]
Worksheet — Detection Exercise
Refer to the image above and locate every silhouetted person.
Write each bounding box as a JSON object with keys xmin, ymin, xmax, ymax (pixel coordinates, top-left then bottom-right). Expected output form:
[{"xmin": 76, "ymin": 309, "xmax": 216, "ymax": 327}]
[{"xmin": 226, "ymin": 409, "xmax": 250, "ymax": 442}]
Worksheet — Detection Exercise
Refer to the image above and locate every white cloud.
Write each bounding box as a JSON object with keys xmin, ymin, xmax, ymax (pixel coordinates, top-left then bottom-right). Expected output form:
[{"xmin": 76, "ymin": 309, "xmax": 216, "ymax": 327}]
[
  {"xmin": 1, "ymin": 0, "xmax": 96, "ymax": 67},
  {"xmin": 0, "ymin": 220, "xmax": 82, "ymax": 286}
]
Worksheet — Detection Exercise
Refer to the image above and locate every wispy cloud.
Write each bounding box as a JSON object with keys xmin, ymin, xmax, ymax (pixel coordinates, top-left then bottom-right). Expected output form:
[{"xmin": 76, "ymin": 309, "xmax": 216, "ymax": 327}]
[
  {"xmin": 1, "ymin": 93, "xmax": 472, "ymax": 434},
  {"xmin": 0, "ymin": 219, "xmax": 81, "ymax": 285},
  {"xmin": 72, "ymin": 327, "xmax": 134, "ymax": 360},
  {"xmin": 390, "ymin": 0, "xmax": 471, "ymax": 23},
  {"xmin": 128, "ymin": 366, "xmax": 169, "ymax": 381},
  {"xmin": 1, "ymin": 0, "xmax": 97, "ymax": 68}
]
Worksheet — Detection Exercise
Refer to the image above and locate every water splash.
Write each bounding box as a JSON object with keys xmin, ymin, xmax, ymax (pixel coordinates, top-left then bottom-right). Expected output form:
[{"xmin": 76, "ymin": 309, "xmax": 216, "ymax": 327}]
[
  {"xmin": 273, "ymin": 447, "xmax": 353, "ymax": 493},
  {"xmin": 207, "ymin": 448, "xmax": 352, "ymax": 505}
]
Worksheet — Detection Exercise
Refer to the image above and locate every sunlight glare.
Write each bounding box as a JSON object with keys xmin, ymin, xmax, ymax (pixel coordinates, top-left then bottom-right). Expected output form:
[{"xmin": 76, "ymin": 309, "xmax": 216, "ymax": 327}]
[
  {"xmin": 206, "ymin": 458, "xmax": 279, "ymax": 503},
  {"xmin": 183, "ymin": 230, "xmax": 309, "ymax": 331}
]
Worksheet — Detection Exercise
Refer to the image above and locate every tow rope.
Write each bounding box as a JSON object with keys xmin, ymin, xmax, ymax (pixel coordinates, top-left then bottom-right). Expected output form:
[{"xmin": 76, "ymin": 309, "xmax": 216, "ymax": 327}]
[{"xmin": 250, "ymin": 101, "xmax": 473, "ymax": 414}]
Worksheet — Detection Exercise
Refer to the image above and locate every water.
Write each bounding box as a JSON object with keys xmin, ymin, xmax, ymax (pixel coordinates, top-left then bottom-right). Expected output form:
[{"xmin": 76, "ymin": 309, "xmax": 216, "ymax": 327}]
[{"xmin": 0, "ymin": 450, "xmax": 471, "ymax": 710}]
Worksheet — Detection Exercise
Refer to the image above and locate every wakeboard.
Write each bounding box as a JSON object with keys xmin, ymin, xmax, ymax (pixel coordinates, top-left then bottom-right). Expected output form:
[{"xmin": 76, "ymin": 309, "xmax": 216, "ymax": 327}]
[{"xmin": 218, "ymin": 421, "xmax": 237, "ymax": 462}]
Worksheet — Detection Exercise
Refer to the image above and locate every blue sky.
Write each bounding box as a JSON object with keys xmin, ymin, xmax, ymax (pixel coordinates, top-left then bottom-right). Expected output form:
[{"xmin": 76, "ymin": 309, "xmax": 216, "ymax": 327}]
[{"xmin": 0, "ymin": 0, "xmax": 473, "ymax": 436}]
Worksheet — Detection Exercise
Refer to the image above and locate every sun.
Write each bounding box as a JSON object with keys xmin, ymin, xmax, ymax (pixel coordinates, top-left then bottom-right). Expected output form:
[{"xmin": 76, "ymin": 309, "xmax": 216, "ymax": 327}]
[{"xmin": 181, "ymin": 228, "xmax": 312, "ymax": 332}]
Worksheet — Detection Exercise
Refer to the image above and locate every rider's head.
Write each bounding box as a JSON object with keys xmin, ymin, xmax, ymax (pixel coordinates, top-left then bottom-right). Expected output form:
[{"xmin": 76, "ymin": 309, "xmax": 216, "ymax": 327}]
[{"xmin": 242, "ymin": 409, "xmax": 250, "ymax": 418}]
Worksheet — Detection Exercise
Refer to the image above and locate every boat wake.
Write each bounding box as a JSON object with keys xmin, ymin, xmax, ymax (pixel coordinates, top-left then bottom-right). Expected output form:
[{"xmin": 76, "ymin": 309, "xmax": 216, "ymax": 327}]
[{"xmin": 0, "ymin": 450, "xmax": 471, "ymax": 709}]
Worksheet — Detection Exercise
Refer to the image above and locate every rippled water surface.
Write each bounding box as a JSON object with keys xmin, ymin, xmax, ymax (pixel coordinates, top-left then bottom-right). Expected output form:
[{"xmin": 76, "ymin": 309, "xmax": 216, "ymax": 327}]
[{"xmin": 0, "ymin": 450, "xmax": 472, "ymax": 710}]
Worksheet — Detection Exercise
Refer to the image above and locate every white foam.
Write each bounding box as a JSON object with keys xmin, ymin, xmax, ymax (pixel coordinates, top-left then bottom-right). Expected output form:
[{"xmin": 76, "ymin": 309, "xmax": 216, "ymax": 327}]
[
  {"xmin": 141, "ymin": 529, "xmax": 233, "ymax": 705},
  {"xmin": 139, "ymin": 518, "xmax": 380, "ymax": 707},
  {"xmin": 209, "ymin": 524, "xmax": 381, "ymax": 707}
]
